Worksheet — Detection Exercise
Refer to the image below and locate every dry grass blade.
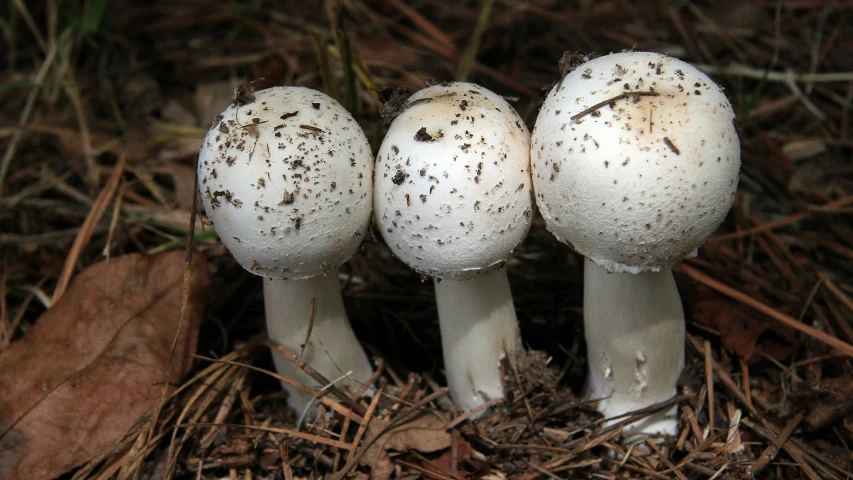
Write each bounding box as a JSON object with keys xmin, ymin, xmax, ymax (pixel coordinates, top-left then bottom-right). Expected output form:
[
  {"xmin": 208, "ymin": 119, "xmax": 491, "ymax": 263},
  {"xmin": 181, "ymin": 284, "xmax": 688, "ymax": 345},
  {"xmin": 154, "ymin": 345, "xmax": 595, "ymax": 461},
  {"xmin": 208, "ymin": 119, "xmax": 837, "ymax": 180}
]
[
  {"xmin": 176, "ymin": 423, "xmax": 354, "ymax": 450},
  {"xmin": 0, "ymin": 44, "xmax": 58, "ymax": 196},
  {"xmin": 455, "ymin": 0, "xmax": 495, "ymax": 82},
  {"xmin": 193, "ymin": 353, "xmax": 365, "ymax": 422},
  {"xmin": 344, "ymin": 385, "xmax": 383, "ymax": 467},
  {"xmin": 53, "ymin": 154, "xmax": 126, "ymax": 302}
]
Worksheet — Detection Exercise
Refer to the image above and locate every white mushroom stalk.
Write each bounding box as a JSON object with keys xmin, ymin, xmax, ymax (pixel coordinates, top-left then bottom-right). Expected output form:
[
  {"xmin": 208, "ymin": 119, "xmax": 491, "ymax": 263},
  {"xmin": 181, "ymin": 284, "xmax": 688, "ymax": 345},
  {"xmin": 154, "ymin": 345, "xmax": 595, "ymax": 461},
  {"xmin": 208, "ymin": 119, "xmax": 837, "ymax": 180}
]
[
  {"xmin": 198, "ymin": 86, "xmax": 375, "ymax": 418},
  {"xmin": 531, "ymin": 52, "xmax": 741, "ymax": 437},
  {"xmin": 583, "ymin": 259, "xmax": 684, "ymax": 435},
  {"xmin": 374, "ymin": 82, "xmax": 533, "ymax": 415}
]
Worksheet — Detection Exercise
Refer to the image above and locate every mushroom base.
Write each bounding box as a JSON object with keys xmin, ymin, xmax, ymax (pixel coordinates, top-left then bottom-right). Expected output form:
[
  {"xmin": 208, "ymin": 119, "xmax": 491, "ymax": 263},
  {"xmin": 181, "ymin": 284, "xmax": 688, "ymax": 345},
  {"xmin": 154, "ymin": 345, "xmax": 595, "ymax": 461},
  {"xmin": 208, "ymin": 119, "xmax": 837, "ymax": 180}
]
[
  {"xmin": 583, "ymin": 259, "xmax": 685, "ymax": 437},
  {"xmin": 434, "ymin": 268, "xmax": 523, "ymax": 418},
  {"xmin": 263, "ymin": 270, "xmax": 374, "ymax": 420}
]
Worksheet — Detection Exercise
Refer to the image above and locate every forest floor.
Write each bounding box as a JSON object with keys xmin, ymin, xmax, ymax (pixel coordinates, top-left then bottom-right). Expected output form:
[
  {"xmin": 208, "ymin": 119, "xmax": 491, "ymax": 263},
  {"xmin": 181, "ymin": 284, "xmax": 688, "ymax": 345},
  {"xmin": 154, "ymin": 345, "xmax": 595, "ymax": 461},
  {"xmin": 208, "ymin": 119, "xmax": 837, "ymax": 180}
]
[{"xmin": 1, "ymin": 1, "xmax": 852, "ymax": 479}]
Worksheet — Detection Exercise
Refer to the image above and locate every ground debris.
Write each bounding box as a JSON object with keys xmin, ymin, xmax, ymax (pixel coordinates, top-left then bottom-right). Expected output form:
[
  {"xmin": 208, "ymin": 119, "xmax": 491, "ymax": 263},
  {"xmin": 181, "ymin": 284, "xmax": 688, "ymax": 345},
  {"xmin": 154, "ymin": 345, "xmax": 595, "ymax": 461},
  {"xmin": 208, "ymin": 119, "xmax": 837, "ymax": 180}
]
[{"xmin": 2, "ymin": 0, "xmax": 853, "ymax": 478}]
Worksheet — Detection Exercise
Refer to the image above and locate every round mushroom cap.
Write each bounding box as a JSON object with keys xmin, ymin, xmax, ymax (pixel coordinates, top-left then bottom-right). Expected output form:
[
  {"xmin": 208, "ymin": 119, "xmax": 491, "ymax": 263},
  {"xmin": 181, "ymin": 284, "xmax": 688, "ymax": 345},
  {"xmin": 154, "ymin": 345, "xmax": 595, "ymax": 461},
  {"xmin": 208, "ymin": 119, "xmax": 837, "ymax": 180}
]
[
  {"xmin": 531, "ymin": 51, "xmax": 740, "ymax": 273},
  {"xmin": 198, "ymin": 86, "xmax": 373, "ymax": 279},
  {"xmin": 374, "ymin": 82, "xmax": 533, "ymax": 280}
]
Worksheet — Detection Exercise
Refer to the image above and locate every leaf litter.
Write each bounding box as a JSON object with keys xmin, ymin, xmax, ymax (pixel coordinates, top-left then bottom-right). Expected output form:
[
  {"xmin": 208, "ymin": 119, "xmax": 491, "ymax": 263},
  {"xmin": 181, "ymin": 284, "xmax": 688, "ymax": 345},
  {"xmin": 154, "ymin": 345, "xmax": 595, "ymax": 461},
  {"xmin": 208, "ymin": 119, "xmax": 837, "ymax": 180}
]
[
  {"xmin": 0, "ymin": 251, "xmax": 209, "ymax": 479},
  {"xmin": 2, "ymin": 0, "xmax": 853, "ymax": 478}
]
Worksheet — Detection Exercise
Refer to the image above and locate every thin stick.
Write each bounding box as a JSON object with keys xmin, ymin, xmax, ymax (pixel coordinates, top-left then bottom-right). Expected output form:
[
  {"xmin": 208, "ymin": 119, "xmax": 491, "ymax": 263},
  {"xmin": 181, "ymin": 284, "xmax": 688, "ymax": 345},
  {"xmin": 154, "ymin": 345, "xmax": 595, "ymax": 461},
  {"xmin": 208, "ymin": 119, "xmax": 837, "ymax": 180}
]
[
  {"xmin": 688, "ymin": 335, "xmax": 757, "ymax": 416},
  {"xmin": 747, "ymin": 411, "xmax": 807, "ymax": 477},
  {"xmin": 708, "ymin": 194, "xmax": 853, "ymax": 243},
  {"xmin": 263, "ymin": 339, "xmax": 367, "ymax": 416},
  {"xmin": 344, "ymin": 385, "xmax": 383, "ymax": 466},
  {"xmin": 136, "ymin": 161, "xmax": 200, "ymax": 480},
  {"xmin": 0, "ymin": 42, "xmax": 58, "ymax": 196},
  {"xmin": 680, "ymin": 264, "xmax": 853, "ymax": 357},
  {"xmin": 704, "ymin": 341, "xmax": 715, "ymax": 437},
  {"xmin": 740, "ymin": 358, "xmax": 753, "ymax": 411},
  {"xmin": 175, "ymin": 423, "xmax": 354, "ymax": 450},
  {"xmin": 53, "ymin": 154, "xmax": 126, "ymax": 302},
  {"xmin": 296, "ymin": 296, "xmax": 318, "ymax": 374},
  {"xmin": 817, "ymin": 270, "xmax": 853, "ymax": 315},
  {"xmin": 570, "ymin": 91, "xmax": 660, "ymax": 121},
  {"xmin": 280, "ymin": 441, "xmax": 294, "ymax": 480},
  {"xmin": 645, "ymin": 438, "xmax": 689, "ymax": 480}
]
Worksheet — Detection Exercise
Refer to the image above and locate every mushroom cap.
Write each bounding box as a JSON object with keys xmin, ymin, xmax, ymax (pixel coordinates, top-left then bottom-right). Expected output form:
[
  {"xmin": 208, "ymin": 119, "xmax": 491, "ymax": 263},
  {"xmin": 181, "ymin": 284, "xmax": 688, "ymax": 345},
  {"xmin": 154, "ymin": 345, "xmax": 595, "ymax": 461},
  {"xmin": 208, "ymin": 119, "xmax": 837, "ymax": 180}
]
[
  {"xmin": 374, "ymin": 82, "xmax": 533, "ymax": 280},
  {"xmin": 197, "ymin": 86, "xmax": 373, "ymax": 279},
  {"xmin": 531, "ymin": 51, "xmax": 740, "ymax": 273}
]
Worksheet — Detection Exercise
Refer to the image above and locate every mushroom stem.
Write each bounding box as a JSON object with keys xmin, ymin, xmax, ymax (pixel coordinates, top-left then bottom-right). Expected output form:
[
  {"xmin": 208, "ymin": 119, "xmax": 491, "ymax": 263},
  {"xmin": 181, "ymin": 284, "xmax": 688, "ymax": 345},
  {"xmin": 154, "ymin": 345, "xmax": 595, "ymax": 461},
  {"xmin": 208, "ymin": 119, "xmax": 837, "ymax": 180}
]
[
  {"xmin": 583, "ymin": 258, "xmax": 685, "ymax": 437},
  {"xmin": 263, "ymin": 269, "xmax": 374, "ymax": 418},
  {"xmin": 434, "ymin": 267, "xmax": 522, "ymax": 416}
]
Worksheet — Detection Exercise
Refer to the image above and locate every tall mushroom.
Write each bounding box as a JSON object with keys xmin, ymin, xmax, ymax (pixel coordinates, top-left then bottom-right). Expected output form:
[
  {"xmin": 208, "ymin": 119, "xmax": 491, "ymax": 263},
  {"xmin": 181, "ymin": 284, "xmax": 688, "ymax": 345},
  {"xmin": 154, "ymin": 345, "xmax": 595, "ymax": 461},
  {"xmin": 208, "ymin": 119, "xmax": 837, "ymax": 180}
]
[
  {"xmin": 198, "ymin": 86, "xmax": 375, "ymax": 418},
  {"xmin": 531, "ymin": 51, "xmax": 740, "ymax": 436},
  {"xmin": 374, "ymin": 82, "xmax": 533, "ymax": 416}
]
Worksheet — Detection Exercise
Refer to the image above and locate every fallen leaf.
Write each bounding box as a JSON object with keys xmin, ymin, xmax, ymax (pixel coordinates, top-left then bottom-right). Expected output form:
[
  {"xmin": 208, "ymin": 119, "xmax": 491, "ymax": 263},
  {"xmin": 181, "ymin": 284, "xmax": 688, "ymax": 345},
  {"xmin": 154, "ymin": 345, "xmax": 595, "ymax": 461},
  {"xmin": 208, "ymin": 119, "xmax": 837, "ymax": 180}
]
[
  {"xmin": 0, "ymin": 251, "xmax": 209, "ymax": 480},
  {"xmin": 690, "ymin": 286, "xmax": 795, "ymax": 363},
  {"xmin": 414, "ymin": 434, "xmax": 476, "ymax": 477},
  {"xmin": 360, "ymin": 413, "xmax": 452, "ymax": 480}
]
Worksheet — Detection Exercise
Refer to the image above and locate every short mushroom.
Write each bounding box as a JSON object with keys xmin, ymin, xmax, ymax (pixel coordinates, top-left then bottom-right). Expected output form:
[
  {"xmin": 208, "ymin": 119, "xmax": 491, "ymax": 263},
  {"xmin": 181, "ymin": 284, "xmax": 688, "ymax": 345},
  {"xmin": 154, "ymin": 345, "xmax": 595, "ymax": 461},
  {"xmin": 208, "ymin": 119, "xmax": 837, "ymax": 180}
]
[
  {"xmin": 198, "ymin": 86, "xmax": 375, "ymax": 418},
  {"xmin": 374, "ymin": 82, "xmax": 533, "ymax": 416},
  {"xmin": 531, "ymin": 51, "xmax": 740, "ymax": 436}
]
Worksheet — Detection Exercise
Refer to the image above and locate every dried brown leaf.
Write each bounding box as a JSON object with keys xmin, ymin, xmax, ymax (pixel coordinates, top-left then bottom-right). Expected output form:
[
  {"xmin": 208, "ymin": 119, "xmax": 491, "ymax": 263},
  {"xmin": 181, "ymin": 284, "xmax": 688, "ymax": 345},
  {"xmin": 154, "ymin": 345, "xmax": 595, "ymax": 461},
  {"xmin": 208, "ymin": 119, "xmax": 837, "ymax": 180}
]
[
  {"xmin": 691, "ymin": 286, "xmax": 795, "ymax": 363},
  {"xmin": 360, "ymin": 413, "xmax": 452, "ymax": 480},
  {"xmin": 0, "ymin": 251, "xmax": 209, "ymax": 480}
]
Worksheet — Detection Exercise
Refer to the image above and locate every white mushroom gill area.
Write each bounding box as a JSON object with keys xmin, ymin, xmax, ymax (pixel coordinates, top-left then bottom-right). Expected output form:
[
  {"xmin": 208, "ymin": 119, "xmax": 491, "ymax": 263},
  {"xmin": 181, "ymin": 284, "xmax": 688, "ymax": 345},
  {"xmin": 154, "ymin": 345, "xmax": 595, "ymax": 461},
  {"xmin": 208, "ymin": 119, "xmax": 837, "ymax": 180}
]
[
  {"xmin": 197, "ymin": 86, "xmax": 373, "ymax": 279},
  {"xmin": 531, "ymin": 51, "xmax": 740, "ymax": 273},
  {"xmin": 374, "ymin": 82, "xmax": 533, "ymax": 280}
]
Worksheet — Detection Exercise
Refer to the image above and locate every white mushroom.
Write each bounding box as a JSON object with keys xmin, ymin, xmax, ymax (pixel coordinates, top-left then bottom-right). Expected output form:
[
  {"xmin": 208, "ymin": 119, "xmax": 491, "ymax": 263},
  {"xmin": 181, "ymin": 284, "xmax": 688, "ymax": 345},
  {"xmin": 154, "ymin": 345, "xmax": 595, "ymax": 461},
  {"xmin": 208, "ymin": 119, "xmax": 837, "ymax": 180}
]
[
  {"xmin": 531, "ymin": 51, "xmax": 740, "ymax": 436},
  {"xmin": 198, "ymin": 86, "xmax": 374, "ymax": 418},
  {"xmin": 374, "ymin": 82, "xmax": 533, "ymax": 416}
]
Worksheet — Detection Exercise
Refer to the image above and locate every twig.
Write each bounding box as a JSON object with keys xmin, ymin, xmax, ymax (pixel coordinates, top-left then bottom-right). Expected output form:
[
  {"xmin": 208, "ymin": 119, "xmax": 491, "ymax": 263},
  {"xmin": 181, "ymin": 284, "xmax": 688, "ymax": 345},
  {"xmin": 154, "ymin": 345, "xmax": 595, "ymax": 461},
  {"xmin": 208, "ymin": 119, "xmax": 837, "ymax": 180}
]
[
  {"xmin": 176, "ymin": 423, "xmax": 354, "ymax": 450},
  {"xmin": 704, "ymin": 340, "xmax": 715, "ymax": 437},
  {"xmin": 645, "ymin": 438, "xmax": 689, "ymax": 480},
  {"xmin": 745, "ymin": 412, "xmax": 817, "ymax": 479},
  {"xmin": 570, "ymin": 91, "xmax": 659, "ymax": 121},
  {"xmin": 296, "ymin": 296, "xmax": 318, "ymax": 374},
  {"xmin": 687, "ymin": 335, "xmax": 757, "ymax": 416},
  {"xmin": 263, "ymin": 339, "xmax": 367, "ymax": 416},
  {"xmin": 817, "ymin": 270, "xmax": 853, "ymax": 316},
  {"xmin": 344, "ymin": 385, "xmax": 383, "ymax": 467},
  {"xmin": 53, "ymin": 154, "xmax": 126, "ymax": 302}
]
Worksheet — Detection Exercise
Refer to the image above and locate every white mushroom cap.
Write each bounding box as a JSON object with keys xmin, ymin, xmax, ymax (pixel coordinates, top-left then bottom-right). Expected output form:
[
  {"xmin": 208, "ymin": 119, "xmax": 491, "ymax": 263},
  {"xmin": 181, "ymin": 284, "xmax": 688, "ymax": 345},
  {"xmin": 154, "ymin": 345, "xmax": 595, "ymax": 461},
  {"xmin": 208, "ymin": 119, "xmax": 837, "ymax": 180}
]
[
  {"xmin": 198, "ymin": 86, "xmax": 373, "ymax": 279},
  {"xmin": 374, "ymin": 82, "xmax": 533, "ymax": 280},
  {"xmin": 531, "ymin": 51, "xmax": 741, "ymax": 273}
]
